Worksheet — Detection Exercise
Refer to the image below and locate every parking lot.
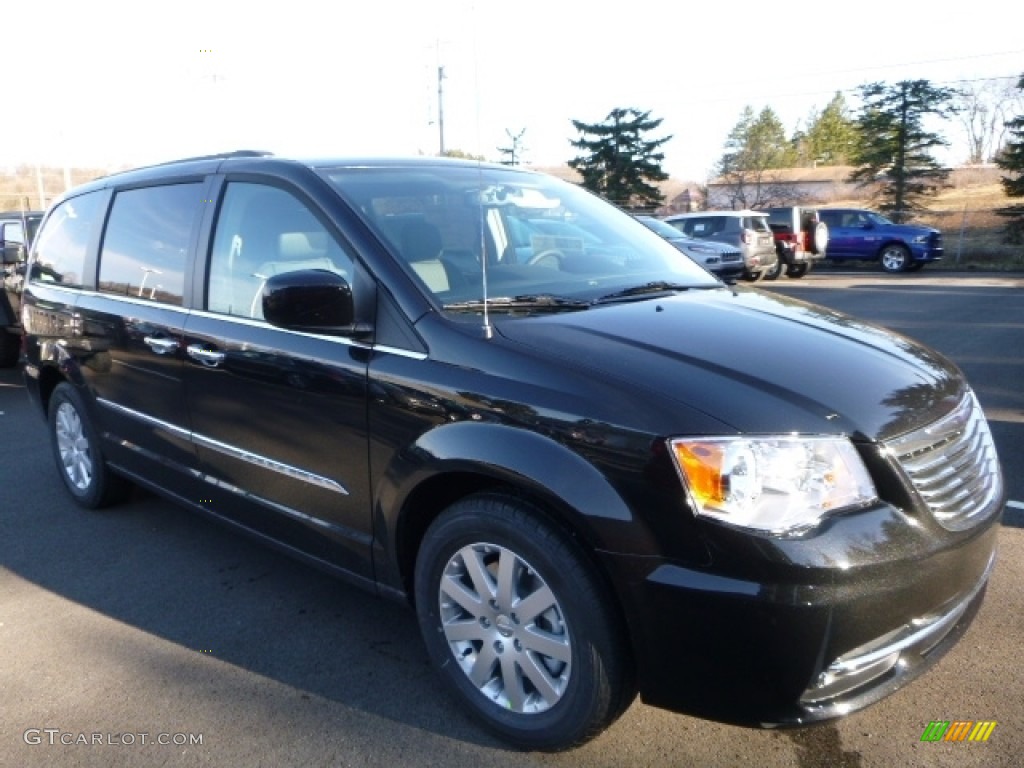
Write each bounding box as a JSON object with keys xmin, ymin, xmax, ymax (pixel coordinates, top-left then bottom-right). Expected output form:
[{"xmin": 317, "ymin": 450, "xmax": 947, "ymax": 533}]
[{"xmin": 1, "ymin": 271, "xmax": 1021, "ymax": 767}]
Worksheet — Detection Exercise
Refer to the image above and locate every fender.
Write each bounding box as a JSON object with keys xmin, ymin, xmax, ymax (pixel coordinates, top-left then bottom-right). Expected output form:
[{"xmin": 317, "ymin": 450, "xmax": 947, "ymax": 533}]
[{"xmin": 373, "ymin": 420, "xmax": 669, "ymax": 591}]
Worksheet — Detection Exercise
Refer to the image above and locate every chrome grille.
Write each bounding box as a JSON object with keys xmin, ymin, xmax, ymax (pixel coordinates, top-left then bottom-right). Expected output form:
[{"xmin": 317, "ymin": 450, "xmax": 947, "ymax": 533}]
[
  {"xmin": 722, "ymin": 251, "xmax": 742, "ymax": 262},
  {"xmin": 885, "ymin": 392, "xmax": 1002, "ymax": 530}
]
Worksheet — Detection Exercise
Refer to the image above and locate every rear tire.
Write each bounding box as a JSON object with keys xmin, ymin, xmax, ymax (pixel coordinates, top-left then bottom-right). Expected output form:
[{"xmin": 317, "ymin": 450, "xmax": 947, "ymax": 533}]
[
  {"xmin": 48, "ymin": 382, "xmax": 131, "ymax": 509},
  {"xmin": 787, "ymin": 263, "xmax": 810, "ymax": 278},
  {"xmin": 880, "ymin": 244, "xmax": 911, "ymax": 273},
  {"xmin": 415, "ymin": 494, "xmax": 634, "ymax": 751}
]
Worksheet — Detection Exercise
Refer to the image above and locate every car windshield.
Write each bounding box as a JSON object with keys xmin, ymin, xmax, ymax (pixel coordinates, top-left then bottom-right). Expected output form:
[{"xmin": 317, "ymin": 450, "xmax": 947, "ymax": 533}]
[{"xmin": 318, "ymin": 163, "xmax": 718, "ymax": 310}]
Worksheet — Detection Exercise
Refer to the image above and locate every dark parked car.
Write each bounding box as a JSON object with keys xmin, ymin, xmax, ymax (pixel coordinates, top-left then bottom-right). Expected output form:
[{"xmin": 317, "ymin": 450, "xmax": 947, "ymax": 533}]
[
  {"xmin": 634, "ymin": 215, "xmax": 744, "ymax": 279},
  {"xmin": 21, "ymin": 153, "xmax": 1004, "ymax": 751},
  {"xmin": 1, "ymin": 209, "xmax": 44, "ymax": 366},
  {"xmin": 817, "ymin": 208, "xmax": 943, "ymax": 272}
]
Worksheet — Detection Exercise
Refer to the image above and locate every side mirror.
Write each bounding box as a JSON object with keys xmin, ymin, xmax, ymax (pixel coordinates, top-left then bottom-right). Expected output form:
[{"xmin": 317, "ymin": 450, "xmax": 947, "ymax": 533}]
[{"xmin": 262, "ymin": 269, "xmax": 364, "ymax": 335}]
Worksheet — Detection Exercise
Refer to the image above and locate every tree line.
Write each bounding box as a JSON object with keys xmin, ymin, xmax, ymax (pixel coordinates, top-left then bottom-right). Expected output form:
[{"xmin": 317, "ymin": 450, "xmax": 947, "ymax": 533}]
[{"xmin": 559, "ymin": 76, "xmax": 1024, "ymax": 241}]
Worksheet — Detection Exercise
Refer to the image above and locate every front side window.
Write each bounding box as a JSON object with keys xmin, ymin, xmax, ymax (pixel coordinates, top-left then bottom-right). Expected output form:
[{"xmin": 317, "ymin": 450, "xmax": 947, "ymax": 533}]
[
  {"xmin": 29, "ymin": 192, "xmax": 104, "ymax": 287},
  {"xmin": 207, "ymin": 183, "xmax": 354, "ymax": 320},
  {"xmin": 98, "ymin": 184, "xmax": 202, "ymax": 306}
]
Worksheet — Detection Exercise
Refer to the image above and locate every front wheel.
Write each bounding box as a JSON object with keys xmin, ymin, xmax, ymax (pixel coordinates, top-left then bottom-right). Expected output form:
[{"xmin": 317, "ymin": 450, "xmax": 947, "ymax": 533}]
[
  {"xmin": 48, "ymin": 382, "xmax": 130, "ymax": 508},
  {"xmin": 762, "ymin": 258, "xmax": 785, "ymax": 281},
  {"xmin": 742, "ymin": 267, "xmax": 766, "ymax": 282},
  {"xmin": 879, "ymin": 244, "xmax": 911, "ymax": 273},
  {"xmin": 414, "ymin": 494, "xmax": 634, "ymax": 751}
]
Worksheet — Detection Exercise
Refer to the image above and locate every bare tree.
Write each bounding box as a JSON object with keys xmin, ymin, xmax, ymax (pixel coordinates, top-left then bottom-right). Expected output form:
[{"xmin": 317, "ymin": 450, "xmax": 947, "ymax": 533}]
[{"xmin": 954, "ymin": 77, "xmax": 1024, "ymax": 164}]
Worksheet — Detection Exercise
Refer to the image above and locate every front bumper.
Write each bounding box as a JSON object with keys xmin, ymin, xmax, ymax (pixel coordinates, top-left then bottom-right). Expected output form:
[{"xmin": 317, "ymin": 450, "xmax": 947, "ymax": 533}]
[{"xmin": 604, "ymin": 504, "xmax": 1000, "ymax": 727}]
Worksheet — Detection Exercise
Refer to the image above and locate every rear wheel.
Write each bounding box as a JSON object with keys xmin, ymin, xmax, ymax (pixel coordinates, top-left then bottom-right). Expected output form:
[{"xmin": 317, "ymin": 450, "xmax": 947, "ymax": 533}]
[
  {"xmin": 414, "ymin": 494, "xmax": 634, "ymax": 751},
  {"xmin": 787, "ymin": 263, "xmax": 810, "ymax": 278},
  {"xmin": 880, "ymin": 244, "xmax": 911, "ymax": 273},
  {"xmin": 48, "ymin": 382, "xmax": 131, "ymax": 509}
]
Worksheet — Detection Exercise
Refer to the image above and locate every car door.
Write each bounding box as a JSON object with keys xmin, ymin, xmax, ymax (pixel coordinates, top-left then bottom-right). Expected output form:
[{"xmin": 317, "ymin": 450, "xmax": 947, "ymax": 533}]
[
  {"xmin": 182, "ymin": 179, "xmax": 374, "ymax": 578},
  {"xmin": 77, "ymin": 181, "xmax": 208, "ymax": 483}
]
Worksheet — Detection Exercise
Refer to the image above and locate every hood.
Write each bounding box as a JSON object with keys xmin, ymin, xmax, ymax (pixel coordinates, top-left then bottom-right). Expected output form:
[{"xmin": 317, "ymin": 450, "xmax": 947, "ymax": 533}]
[{"xmin": 494, "ymin": 287, "xmax": 964, "ymax": 442}]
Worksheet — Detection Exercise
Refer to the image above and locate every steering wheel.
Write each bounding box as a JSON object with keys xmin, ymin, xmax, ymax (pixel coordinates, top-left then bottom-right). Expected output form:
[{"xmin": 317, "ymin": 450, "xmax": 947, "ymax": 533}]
[{"xmin": 527, "ymin": 249, "xmax": 565, "ymax": 269}]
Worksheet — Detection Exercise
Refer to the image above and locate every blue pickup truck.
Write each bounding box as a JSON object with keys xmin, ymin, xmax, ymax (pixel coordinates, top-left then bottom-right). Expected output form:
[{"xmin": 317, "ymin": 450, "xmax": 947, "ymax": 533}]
[{"xmin": 817, "ymin": 208, "xmax": 943, "ymax": 273}]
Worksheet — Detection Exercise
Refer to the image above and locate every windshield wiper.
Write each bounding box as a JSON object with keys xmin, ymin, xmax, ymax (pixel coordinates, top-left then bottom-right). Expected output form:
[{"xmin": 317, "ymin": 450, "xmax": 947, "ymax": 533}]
[
  {"xmin": 594, "ymin": 281, "xmax": 700, "ymax": 304},
  {"xmin": 443, "ymin": 294, "xmax": 591, "ymax": 312}
]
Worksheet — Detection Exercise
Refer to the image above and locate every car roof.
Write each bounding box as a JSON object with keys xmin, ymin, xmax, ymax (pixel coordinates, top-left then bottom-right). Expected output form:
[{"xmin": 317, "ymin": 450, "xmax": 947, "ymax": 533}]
[{"xmin": 44, "ymin": 151, "xmax": 533, "ymax": 209}]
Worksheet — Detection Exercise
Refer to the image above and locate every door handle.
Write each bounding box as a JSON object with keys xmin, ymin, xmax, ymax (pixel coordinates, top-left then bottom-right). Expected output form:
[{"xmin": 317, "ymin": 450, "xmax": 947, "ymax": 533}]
[
  {"xmin": 144, "ymin": 336, "xmax": 179, "ymax": 355},
  {"xmin": 187, "ymin": 343, "xmax": 226, "ymax": 367}
]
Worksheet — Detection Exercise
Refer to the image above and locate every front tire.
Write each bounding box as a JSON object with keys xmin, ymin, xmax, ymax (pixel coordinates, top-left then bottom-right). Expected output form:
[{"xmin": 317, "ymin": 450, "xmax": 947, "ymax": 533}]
[
  {"xmin": 879, "ymin": 244, "xmax": 911, "ymax": 273},
  {"xmin": 742, "ymin": 268, "xmax": 766, "ymax": 283},
  {"xmin": 414, "ymin": 494, "xmax": 634, "ymax": 751},
  {"xmin": 762, "ymin": 258, "xmax": 785, "ymax": 281},
  {"xmin": 48, "ymin": 382, "xmax": 130, "ymax": 509}
]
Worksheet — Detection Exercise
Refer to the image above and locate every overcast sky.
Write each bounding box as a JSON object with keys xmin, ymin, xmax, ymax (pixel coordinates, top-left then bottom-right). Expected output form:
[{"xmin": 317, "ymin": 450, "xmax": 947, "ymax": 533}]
[{"xmin": 4, "ymin": 0, "xmax": 1022, "ymax": 181}]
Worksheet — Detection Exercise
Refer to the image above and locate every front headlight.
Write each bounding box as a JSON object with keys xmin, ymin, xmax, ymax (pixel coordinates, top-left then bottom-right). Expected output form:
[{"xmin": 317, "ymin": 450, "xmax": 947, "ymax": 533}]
[
  {"xmin": 669, "ymin": 436, "xmax": 877, "ymax": 534},
  {"xmin": 911, "ymin": 235, "xmax": 928, "ymax": 244}
]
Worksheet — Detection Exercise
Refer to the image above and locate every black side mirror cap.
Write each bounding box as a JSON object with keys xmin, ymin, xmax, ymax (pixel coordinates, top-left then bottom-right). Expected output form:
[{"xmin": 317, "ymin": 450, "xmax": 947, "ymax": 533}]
[{"xmin": 262, "ymin": 269, "xmax": 368, "ymax": 337}]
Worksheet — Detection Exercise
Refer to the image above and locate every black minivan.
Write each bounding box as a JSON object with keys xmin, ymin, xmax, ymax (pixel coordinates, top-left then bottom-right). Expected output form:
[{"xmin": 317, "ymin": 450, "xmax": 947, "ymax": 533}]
[{"xmin": 20, "ymin": 153, "xmax": 1004, "ymax": 751}]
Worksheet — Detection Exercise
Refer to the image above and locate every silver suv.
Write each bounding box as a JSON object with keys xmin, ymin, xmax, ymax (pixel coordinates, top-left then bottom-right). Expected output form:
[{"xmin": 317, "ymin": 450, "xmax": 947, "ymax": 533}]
[{"xmin": 663, "ymin": 210, "xmax": 777, "ymax": 282}]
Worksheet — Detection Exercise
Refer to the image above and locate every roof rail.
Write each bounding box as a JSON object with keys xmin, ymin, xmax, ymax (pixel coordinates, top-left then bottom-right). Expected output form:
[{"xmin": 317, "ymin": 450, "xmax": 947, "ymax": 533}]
[{"xmin": 147, "ymin": 149, "xmax": 274, "ymax": 167}]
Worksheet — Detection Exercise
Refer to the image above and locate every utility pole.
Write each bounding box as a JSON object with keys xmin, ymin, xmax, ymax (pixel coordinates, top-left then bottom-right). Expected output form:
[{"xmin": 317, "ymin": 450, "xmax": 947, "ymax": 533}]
[{"xmin": 437, "ymin": 65, "xmax": 446, "ymax": 155}]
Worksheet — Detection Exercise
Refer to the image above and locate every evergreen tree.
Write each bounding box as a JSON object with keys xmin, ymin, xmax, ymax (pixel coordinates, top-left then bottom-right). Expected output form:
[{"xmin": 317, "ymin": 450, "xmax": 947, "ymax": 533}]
[
  {"xmin": 799, "ymin": 92, "xmax": 859, "ymax": 166},
  {"xmin": 715, "ymin": 106, "xmax": 794, "ymax": 208},
  {"xmin": 995, "ymin": 74, "xmax": 1024, "ymax": 244},
  {"xmin": 849, "ymin": 80, "xmax": 956, "ymax": 222},
  {"xmin": 568, "ymin": 108, "xmax": 671, "ymax": 210}
]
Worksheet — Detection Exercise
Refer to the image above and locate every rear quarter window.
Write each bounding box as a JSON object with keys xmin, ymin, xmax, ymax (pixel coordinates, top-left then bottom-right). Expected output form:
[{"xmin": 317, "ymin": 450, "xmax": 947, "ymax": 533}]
[{"xmin": 29, "ymin": 192, "xmax": 104, "ymax": 288}]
